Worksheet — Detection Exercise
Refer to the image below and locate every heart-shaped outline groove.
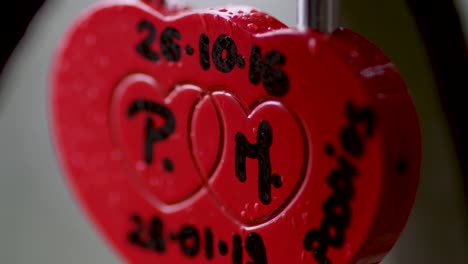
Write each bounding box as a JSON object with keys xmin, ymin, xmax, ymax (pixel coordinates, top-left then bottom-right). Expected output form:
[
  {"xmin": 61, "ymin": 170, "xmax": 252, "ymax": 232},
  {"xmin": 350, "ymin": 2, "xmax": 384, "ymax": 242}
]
[
  {"xmin": 189, "ymin": 89, "xmax": 311, "ymax": 226},
  {"xmin": 110, "ymin": 74, "xmax": 217, "ymax": 213}
]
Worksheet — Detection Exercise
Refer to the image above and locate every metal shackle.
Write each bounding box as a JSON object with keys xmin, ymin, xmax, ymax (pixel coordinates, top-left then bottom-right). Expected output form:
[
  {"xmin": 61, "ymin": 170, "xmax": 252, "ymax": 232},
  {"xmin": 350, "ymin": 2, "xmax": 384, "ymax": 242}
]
[{"xmin": 297, "ymin": 0, "xmax": 340, "ymax": 32}]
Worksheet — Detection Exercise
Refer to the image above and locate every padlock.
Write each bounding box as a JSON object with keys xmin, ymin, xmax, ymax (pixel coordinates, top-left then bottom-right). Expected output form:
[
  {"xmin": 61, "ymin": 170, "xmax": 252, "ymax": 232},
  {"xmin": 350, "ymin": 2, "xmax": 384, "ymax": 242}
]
[{"xmin": 50, "ymin": 0, "xmax": 421, "ymax": 263}]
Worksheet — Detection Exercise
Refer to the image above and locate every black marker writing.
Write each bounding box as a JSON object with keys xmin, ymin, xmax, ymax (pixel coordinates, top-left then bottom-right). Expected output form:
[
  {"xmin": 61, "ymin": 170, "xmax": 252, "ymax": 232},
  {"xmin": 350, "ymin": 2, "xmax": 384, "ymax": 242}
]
[
  {"xmin": 235, "ymin": 121, "xmax": 283, "ymax": 205},
  {"xmin": 160, "ymin": 27, "xmax": 182, "ymax": 62},
  {"xmin": 340, "ymin": 102, "xmax": 375, "ymax": 157},
  {"xmin": 128, "ymin": 215, "xmax": 166, "ymax": 252},
  {"xmin": 199, "ymin": 33, "xmax": 211, "ymax": 70},
  {"xmin": 303, "ymin": 157, "xmax": 357, "ymax": 264},
  {"xmin": 128, "ymin": 215, "xmax": 267, "ymax": 262},
  {"xmin": 136, "ymin": 20, "xmax": 182, "ymax": 63},
  {"xmin": 135, "ymin": 20, "xmax": 291, "ymax": 97},
  {"xmin": 172, "ymin": 226, "xmax": 200, "ymax": 257},
  {"xmin": 128, "ymin": 100, "xmax": 176, "ymax": 166},
  {"xmin": 136, "ymin": 20, "xmax": 159, "ymax": 62},
  {"xmin": 212, "ymin": 34, "xmax": 245, "ymax": 72},
  {"xmin": 245, "ymin": 233, "xmax": 268, "ymax": 264},
  {"xmin": 303, "ymin": 102, "xmax": 375, "ymax": 264},
  {"xmin": 205, "ymin": 228, "xmax": 214, "ymax": 259},
  {"xmin": 232, "ymin": 234, "xmax": 243, "ymax": 264},
  {"xmin": 249, "ymin": 45, "xmax": 289, "ymax": 97}
]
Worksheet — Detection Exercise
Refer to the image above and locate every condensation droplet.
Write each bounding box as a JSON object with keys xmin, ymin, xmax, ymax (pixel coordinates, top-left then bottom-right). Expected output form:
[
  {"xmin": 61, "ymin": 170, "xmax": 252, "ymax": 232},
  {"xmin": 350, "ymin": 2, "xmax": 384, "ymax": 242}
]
[
  {"xmin": 247, "ymin": 23, "xmax": 259, "ymax": 32},
  {"xmin": 99, "ymin": 56, "xmax": 109, "ymax": 67},
  {"xmin": 149, "ymin": 176, "xmax": 162, "ymax": 187},
  {"xmin": 291, "ymin": 218, "xmax": 297, "ymax": 229},
  {"xmin": 280, "ymin": 214, "xmax": 287, "ymax": 222},
  {"xmin": 85, "ymin": 34, "xmax": 96, "ymax": 46},
  {"xmin": 241, "ymin": 210, "xmax": 247, "ymax": 219},
  {"xmin": 302, "ymin": 212, "xmax": 310, "ymax": 225},
  {"xmin": 111, "ymin": 150, "xmax": 123, "ymax": 162},
  {"xmin": 93, "ymin": 113, "xmax": 106, "ymax": 126},
  {"xmin": 377, "ymin": 93, "xmax": 387, "ymax": 99},
  {"xmin": 346, "ymin": 243, "xmax": 353, "ymax": 257},
  {"xmin": 308, "ymin": 38, "xmax": 318, "ymax": 55},
  {"xmin": 86, "ymin": 88, "xmax": 99, "ymax": 99},
  {"xmin": 71, "ymin": 153, "xmax": 86, "ymax": 167},
  {"xmin": 244, "ymin": 203, "xmax": 250, "ymax": 211},
  {"xmin": 254, "ymin": 203, "xmax": 260, "ymax": 213},
  {"xmin": 72, "ymin": 81, "xmax": 84, "ymax": 92},
  {"xmin": 108, "ymin": 191, "xmax": 122, "ymax": 206},
  {"xmin": 349, "ymin": 50, "xmax": 359, "ymax": 59},
  {"xmin": 135, "ymin": 161, "xmax": 147, "ymax": 172}
]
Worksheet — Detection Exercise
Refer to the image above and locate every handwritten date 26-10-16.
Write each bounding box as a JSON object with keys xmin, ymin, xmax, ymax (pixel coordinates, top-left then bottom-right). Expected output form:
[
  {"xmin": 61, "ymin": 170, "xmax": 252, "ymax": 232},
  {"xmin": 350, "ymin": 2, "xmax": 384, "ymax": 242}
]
[{"xmin": 135, "ymin": 19, "xmax": 290, "ymax": 97}]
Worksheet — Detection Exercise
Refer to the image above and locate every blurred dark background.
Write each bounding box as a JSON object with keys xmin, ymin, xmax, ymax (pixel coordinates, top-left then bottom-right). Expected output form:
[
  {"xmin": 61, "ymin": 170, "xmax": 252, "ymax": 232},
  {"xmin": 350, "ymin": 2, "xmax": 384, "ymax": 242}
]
[{"xmin": 0, "ymin": 0, "xmax": 467, "ymax": 263}]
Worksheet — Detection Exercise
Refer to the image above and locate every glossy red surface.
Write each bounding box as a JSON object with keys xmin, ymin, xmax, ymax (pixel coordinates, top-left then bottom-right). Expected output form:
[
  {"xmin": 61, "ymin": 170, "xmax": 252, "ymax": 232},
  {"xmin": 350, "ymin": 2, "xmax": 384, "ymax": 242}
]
[{"xmin": 50, "ymin": 1, "xmax": 421, "ymax": 263}]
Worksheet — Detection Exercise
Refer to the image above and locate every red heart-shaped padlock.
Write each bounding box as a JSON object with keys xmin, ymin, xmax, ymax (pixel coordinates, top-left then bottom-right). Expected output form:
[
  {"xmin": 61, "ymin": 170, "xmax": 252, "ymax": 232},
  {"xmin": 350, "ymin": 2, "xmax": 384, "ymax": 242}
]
[{"xmin": 50, "ymin": 1, "xmax": 421, "ymax": 263}]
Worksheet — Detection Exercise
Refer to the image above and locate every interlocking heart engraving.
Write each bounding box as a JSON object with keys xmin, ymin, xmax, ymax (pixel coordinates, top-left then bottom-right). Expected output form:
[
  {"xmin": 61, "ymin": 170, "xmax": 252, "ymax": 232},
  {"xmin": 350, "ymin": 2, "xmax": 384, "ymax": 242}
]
[{"xmin": 111, "ymin": 75, "xmax": 308, "ymax": 225}]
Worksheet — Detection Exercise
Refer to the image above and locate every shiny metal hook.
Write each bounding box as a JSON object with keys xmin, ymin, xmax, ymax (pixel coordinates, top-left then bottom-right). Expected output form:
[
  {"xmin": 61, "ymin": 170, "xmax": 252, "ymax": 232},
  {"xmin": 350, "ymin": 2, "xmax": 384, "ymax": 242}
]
[{"xmin": 297, "ymin": 0, "xmax": 340, "ymax": 32}]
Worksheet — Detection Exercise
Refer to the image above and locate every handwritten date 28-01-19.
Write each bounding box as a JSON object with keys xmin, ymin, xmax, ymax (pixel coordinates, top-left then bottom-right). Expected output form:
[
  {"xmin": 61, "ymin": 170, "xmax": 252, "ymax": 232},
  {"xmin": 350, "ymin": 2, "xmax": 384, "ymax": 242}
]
[{"xmin": 128, "ymin": 215, "xmax": 268, "ymax": 263}]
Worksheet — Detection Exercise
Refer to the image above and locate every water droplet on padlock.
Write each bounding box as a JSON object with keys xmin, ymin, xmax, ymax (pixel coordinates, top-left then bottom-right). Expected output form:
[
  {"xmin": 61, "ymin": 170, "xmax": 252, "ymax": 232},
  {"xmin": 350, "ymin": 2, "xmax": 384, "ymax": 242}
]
[
  {"xmin": 254, "ymin": 202, "xmax": 260, "ymax": 213},
  {"xmin": 291, "ymin": 218, "xmax": 298, "ymax": 229},
  {"xmin": 98, "ymin": 56, "xmax": 109, "ymax": 67},
  {"xmin": 85, "ymin": 34, "xmax": 96, "ymax": 46},
  {"xmin": 302, "ymin": 212, "xmax": 310, "ymax": 225},
  {"xmin": 135, "ymin": 161, "xmax": 147, "ymax": 172},
  {"xmin": 247, "ymin": 23, "xmax": 259, "ymax": 32},
  {"xmin": 241, "ymin": 210, "xmax": 247, "ymax": 219},
  {"xmin": 108, "ymin": 191, "xmax": 122, "ymax": 207},
  {"xmin": 149, "ymin": 176, "xmax": 162, "ymax": 187},
  {"xmin": 111, "ymin": 150, "xmax": 123, "ymax": 162},
  {"xmin": 308, "ymin": 38, "xmax": 318, "ymax": 55}
]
